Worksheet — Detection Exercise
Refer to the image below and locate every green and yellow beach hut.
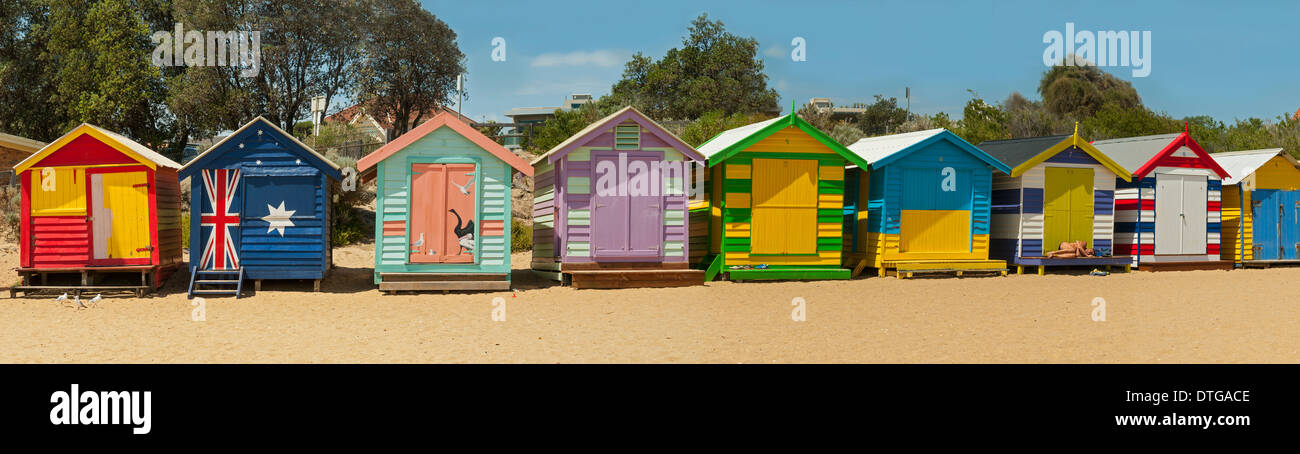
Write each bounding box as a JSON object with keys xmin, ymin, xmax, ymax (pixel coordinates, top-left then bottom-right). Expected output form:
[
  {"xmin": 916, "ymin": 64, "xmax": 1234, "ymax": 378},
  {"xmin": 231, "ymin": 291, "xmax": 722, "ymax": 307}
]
[{"xmin": 692, "ymin": 112, "xmax": 869, "ymax": 281}]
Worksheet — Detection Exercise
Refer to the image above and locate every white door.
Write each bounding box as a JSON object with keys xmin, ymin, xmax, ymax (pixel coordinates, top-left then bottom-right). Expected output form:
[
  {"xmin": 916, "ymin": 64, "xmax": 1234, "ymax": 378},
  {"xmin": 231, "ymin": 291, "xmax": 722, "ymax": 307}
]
[
  {"xmin": 1154, "ymin": 174, "xmax": 1207, "ymax": 255},
  {"xmin": 1181, "ymin": 175, "xmax": 1207, "ymax": 254},
  {"xmin": 90, "ymin": 173, "xmax": 111, "ymax": 260}
]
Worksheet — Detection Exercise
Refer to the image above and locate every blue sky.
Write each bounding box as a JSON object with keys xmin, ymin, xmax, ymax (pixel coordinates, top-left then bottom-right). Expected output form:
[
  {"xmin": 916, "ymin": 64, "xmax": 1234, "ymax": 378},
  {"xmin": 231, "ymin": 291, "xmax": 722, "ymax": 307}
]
[{"xmin": 422, "ymin": 0, "xmax": 1300, "ymax": 124}]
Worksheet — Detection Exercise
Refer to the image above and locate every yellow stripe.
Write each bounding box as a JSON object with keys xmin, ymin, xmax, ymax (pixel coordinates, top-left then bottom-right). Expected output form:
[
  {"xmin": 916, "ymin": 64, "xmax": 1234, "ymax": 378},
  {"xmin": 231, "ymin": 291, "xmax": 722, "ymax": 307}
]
[
  {"xmin": 726, "ymin": 163, "xmax": 751, "ymax": 179},
  {"xmin": 818, "ymin": 165, "xmax": 844, "ymax": 181},
  {"xmin": 728, "ymin": 193, "xmax": 751, "ymax": 209}
]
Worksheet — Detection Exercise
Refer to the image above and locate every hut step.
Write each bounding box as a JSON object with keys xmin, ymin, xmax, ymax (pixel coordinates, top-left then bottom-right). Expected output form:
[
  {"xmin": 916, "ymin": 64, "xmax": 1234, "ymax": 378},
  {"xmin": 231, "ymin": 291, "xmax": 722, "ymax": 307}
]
[
  {"xmin": 566, "ymin": 269, "xmax": 705, "ymax": 289},
  {"xmin": 188, "ymin": 267, "xmax": 245, "ymax": 299}
]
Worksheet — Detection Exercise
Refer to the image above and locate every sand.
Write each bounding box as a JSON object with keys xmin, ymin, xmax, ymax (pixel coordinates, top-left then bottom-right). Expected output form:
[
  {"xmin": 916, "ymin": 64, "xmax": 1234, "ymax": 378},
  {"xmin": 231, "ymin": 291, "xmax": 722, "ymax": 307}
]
[{"xmin": 1, "ymin": 240, "xmax": 1298, "ymax": 363}]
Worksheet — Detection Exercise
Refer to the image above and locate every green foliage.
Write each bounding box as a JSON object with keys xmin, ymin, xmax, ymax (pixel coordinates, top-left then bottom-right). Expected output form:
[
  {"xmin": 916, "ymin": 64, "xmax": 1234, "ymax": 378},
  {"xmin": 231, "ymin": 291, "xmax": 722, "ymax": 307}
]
[
  {"xmin": 356, "ymin": 0, "xmax": 465, "ymax": 137},
  {"xmin": 510, "ymin": 217, "xmax": 532, "ymax": 252},
  {"xmin": 952, "ymin": 92, "xmax": 1009, "ymax": 144},
  {"xmin": 1039, "ymin": 62, "xmax": 1142, "ymax": 118},
  {"xmin": 681, "ymin": 110, "xmax": 769, "ymax": 147},
  {"xmin": 828, "ymin": 122, "xmax": 865, "ymax": 146},
  {"xmin": 856, "ymin": 96, "xmax": 908, "ymax": 136},
  {"xmin": 325, "ymin": 152, "xmax": 375, "ymax": 247},
  {"xmin": 528, "ymin": 102, "xmax": 617, "ymax": 153},
  {"xmin": 181, "ymin": 210, "xmax": 190, "ymax": 250},
  {"xmin": 1, "ymin": 186, "xmax": 20, "ymax": 241},
  {"xmin": 607, "ymin": 13, "xmax": 779, "ymax": 120}
]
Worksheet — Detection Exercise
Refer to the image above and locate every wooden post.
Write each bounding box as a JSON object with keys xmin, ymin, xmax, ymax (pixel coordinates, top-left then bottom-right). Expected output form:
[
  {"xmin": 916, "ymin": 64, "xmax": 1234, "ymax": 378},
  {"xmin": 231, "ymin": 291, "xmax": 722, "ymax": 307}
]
[
  {"xmin": 1037, "ymin": 266, "xmax": 1045, "ymax": 276},
  {"xmin": 254, "ymin": 280, "xmax": 262, "ymax": 292},
  {"xmin": 313, "ymin": 280, "xmax": 321, "ymax": 292}
]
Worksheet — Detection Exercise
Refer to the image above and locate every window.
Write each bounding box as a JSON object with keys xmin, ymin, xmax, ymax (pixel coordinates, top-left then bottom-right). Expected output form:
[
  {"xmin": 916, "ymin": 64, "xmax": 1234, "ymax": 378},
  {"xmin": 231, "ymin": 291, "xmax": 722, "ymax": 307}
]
[{"xmin": 614, "ymin": 124, "xmax": 640, "ymax": 150}]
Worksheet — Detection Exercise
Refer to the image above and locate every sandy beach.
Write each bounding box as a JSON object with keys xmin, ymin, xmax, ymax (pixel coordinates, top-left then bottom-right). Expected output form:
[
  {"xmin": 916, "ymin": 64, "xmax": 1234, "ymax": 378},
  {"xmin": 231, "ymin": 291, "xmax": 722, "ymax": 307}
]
[{"xmin": 1, "ymin": 240, "xmax": 1297, "ymax": 364}]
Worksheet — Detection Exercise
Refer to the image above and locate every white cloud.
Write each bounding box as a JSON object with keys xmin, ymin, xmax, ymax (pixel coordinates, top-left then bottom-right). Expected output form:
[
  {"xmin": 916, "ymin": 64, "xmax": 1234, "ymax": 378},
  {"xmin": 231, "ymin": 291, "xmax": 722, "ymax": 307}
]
[
  {"xmin": 763, "ymin": 44, "xmax": 787, "ymax": 58},
  {"xmin": 531, "ymin": 50, "xmax": 628, "ymax": 68}
]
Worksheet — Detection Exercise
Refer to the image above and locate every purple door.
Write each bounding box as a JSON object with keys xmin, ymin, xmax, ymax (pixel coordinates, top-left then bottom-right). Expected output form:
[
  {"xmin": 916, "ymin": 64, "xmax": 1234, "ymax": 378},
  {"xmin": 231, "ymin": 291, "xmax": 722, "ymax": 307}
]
[{"xmin": 592, "ymin": 152, "xmax": 662, "ymax": 258}]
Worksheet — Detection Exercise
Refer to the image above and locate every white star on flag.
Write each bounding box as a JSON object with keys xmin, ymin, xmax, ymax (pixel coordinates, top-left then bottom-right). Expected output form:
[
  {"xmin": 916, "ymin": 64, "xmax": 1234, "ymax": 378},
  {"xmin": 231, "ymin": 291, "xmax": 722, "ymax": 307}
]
[{"xmin": 262, "ymin": 201, "xmax": 296, "ymax": 236}]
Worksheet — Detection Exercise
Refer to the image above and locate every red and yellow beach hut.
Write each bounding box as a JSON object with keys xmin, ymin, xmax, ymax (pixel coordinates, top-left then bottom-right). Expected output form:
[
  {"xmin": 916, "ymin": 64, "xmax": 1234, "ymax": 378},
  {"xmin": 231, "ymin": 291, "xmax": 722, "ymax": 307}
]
[{"xmin": 10, "ymin": 124, "xmax": 184, "ymax": 296}]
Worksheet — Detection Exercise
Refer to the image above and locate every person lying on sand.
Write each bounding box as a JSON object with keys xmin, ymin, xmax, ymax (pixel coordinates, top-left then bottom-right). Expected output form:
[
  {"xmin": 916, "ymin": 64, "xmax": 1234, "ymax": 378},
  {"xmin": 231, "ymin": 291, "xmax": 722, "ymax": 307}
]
[{"xmin": 1044, "ymin": 241, "xmax": 1095, "ymax": 258}]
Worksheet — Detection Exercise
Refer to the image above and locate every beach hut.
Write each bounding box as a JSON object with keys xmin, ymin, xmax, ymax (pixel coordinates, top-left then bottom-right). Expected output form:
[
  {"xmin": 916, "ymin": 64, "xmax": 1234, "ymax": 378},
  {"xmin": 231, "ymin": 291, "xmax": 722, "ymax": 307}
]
[
  {"xmin": 979, "ymin": 129, "xmax": 1136, "ymax": 274},
  {"xmin": 177, "ymin": 117, "xmax": 343, "ymax": 298},
  {"xmin": 1092, "ymin": 129, "xmax": 1233, "ymax": 270},
  {"xmin": 10, "ymin": 124, "xmax": 183, "ymax": 297},
  {"xmin": 842, "ymin": 129, "xmax": 1012, "ymax": 278},
  {"xmin": 1211, "ymin": 148, "xmax": 1300, "ymax": 266},
  {"xmin": 531, "ymin": 106, "xmax": 707, "ymax": 288},
  {"xmin": 358, "ymin": 111, "xmax": 533, "ymax": 292},
  {"xmin": 693, "ymin": 112, "xmax": 867, "ymax": 282}
]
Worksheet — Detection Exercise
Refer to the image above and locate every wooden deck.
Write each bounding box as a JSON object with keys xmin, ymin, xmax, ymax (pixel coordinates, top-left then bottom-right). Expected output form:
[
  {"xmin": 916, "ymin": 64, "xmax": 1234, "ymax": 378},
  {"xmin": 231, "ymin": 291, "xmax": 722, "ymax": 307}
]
[
  {"xmin": 1137, "ymin": 260, "xmax": 1235, "ymax": 272},
  {"xmin": 1241, "ymin": 259, "xmax": 1300, "ymax": 269},
  {"xmin": 567, "ymin": 268, "xmax": 705, "ymax": 289},
  {"xmin": 9, "ymin": 264, "xmax": 176, "ymax": 298},
  {"xmin": 725, "ymin": 267, "xmax": 851, "ymax": 281},
  {"xmin": 879, "ymin": 259, "xmax": 1007, "ymax": 279},
  {"xmin": 378, "ymin": 272, "xmax": 511, "ymax": 293},
  {"xmin": 1013, "ymin": 256, "xmax": 1133, "ymax": 275}
]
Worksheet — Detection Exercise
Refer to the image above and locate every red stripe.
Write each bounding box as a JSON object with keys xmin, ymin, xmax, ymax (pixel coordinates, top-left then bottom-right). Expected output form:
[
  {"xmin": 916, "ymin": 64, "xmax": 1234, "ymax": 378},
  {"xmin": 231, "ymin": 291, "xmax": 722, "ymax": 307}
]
[
  {"xmin": 1207, "ymin": 201, "xmax": 1220, "ymax": 211},
  {"xmin": 1207, "ymin": 244, "xmax": 1220, "ymax": 254}
]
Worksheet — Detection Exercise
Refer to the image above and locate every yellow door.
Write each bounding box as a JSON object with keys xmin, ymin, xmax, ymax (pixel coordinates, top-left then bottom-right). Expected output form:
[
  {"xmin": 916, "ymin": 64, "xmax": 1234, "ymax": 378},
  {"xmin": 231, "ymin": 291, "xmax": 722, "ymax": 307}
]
[
  {"xmin": 1043, "ymin": 167, "xmax": 1094, "ymax": 250},
  {"xmin": 900, "ymin": 210, "xmax": 970, "ymax": 253},
  {"xmin": 91, "ymin": 171, "xmax": 151, "ymax": 262},
  {"xmin": 751, "ymin": 158, "xmax": 818, "ymax": 254}
]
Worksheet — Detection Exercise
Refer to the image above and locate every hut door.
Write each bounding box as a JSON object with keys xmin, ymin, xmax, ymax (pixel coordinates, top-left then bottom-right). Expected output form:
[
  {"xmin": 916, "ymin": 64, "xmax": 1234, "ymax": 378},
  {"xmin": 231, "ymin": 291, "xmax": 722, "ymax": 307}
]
[
  {"xmin": 899, "ymin": 167, "xmax": 971, "ymax": 253},
  {"xmin": 751, "ymin": 159, "xmax": 818, "ymax": 255},
  {"xmin": 89, "ymin": 170, "xmax": 151, "ymax": 264},
  {"xmin": 1251, "ymin": 190, "xmax": 1281, "ymax": 260},
  {"xmin": 1043, "ymin": 167, "xmax": 1094, "ymax": 250},
  {"xmin": 1154, "ymin": 174, "xmax": 1208, "ymax": 255},
  {"xmin": 592, "ymin": 153, "xmax": 663, "ymax": 258},
  {"xmin": 409, "ymin": 163, "xmax": 477, "ymax": 264},
  {"xmin": 1286, "ymin": 192, "xmax": 1300, "ymax": 260}
]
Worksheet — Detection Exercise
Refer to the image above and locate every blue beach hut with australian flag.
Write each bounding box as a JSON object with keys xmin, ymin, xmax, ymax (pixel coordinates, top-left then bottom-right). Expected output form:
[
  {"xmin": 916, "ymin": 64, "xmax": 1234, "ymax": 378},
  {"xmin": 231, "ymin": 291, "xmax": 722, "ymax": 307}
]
[{"xmin": 178, "ymin": 117, "xmax": 343, "ymax": 298}]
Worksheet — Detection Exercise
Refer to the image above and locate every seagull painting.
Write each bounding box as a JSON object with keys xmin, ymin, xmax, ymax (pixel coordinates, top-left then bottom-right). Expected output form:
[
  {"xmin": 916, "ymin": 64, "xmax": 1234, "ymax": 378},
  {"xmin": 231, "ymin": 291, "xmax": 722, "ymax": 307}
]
[
  {"xmin": 450, "ymin": 176, "xmax": 475, "ymax": 195},
  {"xmin": 261, "ymin": 201, "xmax": 297, "ymax": 236},
  {"xmin": 411, "ymin": 232, "xmax": 425, "ymax": 253}
]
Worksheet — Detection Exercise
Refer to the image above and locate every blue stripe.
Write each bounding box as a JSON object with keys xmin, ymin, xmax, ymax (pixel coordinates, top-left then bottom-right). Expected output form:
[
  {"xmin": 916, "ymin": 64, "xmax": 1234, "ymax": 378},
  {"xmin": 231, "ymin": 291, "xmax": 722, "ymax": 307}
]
[
  {"xmin": 1208, "ymin": 179, "xmax": 1222, "ymax": 191},
  {"xmin": 1207, "ymin": 222, "xmax": 1221, "ymax": 234},
  {"xmin": 1022, "ymin": 239, "xmax": 1042, "ymax": 256},
  {"xmin": 1093, "ymin": 239, "xmax": 1112, "ymax": 250},
  {"xmin": 992, "ymin": 189, "xmax": 1021, "ymax": 214},
  {"xmin": 1115, "ymin": 222, "xmax": 1155, "ymax": 234},
  {"xmin": 990, "ymin": 238, "xmax": 1019, "ymax": 260},
  {"xmin": 1044, "ymin": 146, "xmax": 1101, "ymax": 165},
  {"xmin": 1022, "ymin": 187, "xmax": 1043, "ymax": 214},
  {"xmin": 1094, "ymin": 189, "xmax": 1114, "ymax": 215}
]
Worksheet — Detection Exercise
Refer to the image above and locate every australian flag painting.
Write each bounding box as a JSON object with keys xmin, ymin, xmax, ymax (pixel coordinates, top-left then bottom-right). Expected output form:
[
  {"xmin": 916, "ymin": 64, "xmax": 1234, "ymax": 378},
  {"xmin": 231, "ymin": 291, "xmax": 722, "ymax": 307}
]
[{"xmin": 200, "ymin": 168, "xmax": 241, "ymax": 270}]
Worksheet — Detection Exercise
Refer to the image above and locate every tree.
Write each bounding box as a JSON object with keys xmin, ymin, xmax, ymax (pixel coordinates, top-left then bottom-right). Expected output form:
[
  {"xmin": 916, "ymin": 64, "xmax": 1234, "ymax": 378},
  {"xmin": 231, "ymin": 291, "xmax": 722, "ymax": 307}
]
[
  {"xmin": 0, "ymin": 0, "xmax": 63, "ymax": 141},
  {"xmin": 828, "ymin": 121, "xmax": 864, "ymax": 146},
  {"xmin": 42, "ymin": 0, "xmax": 173, "ymax": 148},
  {"xmin": 356, "ymin": 0, "xmax": 465, "ymax": 138},
  {"xmin": 680, "ymin": 110, "xmax": 769, "ymax": 147},
  {"xmin": 607, "ymin": 13, "xmax": 778, "ymax": 120},
  {"xmin": 954, "ymin": 92, "xmax": 1009, "ymax": 144},
  {"xmin": 1038, "ymin": 60, "xmax": 1142, "ymax": 119},
  {"xmin": 856, "ymin": 95, "xmax": 908, "ymax": 136},
  {"xmin": 795, "ymin": 101, "xmax": 834, "ymax": 133}
]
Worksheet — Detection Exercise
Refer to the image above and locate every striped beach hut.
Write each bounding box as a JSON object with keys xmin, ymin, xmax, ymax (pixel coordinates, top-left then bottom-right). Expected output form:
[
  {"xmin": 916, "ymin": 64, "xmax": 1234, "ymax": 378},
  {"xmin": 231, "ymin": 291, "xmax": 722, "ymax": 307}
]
[
  {"xmin": 358, "ymin": 111, "xmax": 533, "ymax": 292},
  {"xmin": 980, "ymin": 129, "xmax": 1136, "ymax": 275},
  {"xmin": 694, "ymin": 112, "xmax": 867, "ymax": 281},
  {"xmin": 1092, "ymin": 129, "xmax": 1233, "ymax": 270},
  {"xmin": 178, "ymin": 117, "xmax": 343, "ymax": 297},
  {"xmin": 531, "ymin": 106, "xmax": 707, "ymax": 288},
  {"xmin": 11, "ymin": 124, "xmax": 183, "ymax": 297},
  {"xmin": 843, "ymin": 129, "xmax": 1012, "ymax": 278},
  {"xmin": 1212, "ymin": 148, "xmax": 1300, "ymax": 266}
]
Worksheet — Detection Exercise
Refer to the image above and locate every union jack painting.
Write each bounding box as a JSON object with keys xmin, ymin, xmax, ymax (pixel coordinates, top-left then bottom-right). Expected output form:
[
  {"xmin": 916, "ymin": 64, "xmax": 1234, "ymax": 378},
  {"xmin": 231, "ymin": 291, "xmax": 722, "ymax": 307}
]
[{"xmin": 200, "ymin": 168, "xmax": 241, "ymax": 270}]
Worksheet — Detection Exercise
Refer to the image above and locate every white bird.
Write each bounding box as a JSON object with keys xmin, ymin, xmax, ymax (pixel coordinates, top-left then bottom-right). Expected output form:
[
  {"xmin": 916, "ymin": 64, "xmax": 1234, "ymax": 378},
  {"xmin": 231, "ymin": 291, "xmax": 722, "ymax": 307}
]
[
  {"xmin": 54, "ymin": 293, "xmax": 68, "ymax": 303},
  {"xmin": 73, "ymin": 295, "xmax": 85, "ymax": 309},
  {"xmin": 451, "ymin": 177, "xmax": 474, "ymax": 195},
  {"xmin": 411, "ymin": 233, "xmax": 425, "ymax": 252},
  {"xmin": 89, "ymin": 294, "xmax": 102, "ymax": 306}
]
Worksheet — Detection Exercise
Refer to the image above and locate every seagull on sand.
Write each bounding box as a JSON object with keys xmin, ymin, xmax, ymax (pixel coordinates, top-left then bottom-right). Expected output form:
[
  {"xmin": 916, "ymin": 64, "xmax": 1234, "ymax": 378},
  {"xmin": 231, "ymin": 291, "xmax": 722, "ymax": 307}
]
[
  {"xmin": 73, "ymin": 295, "xmax": 85, "ymax": 309},
  {"xmin": 54, "ymin": 293, "xmax": 68, "ymax": 304},
  {"xmin": 89, "ymin": 294, "xmax": 102, "ymax": 306}
]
